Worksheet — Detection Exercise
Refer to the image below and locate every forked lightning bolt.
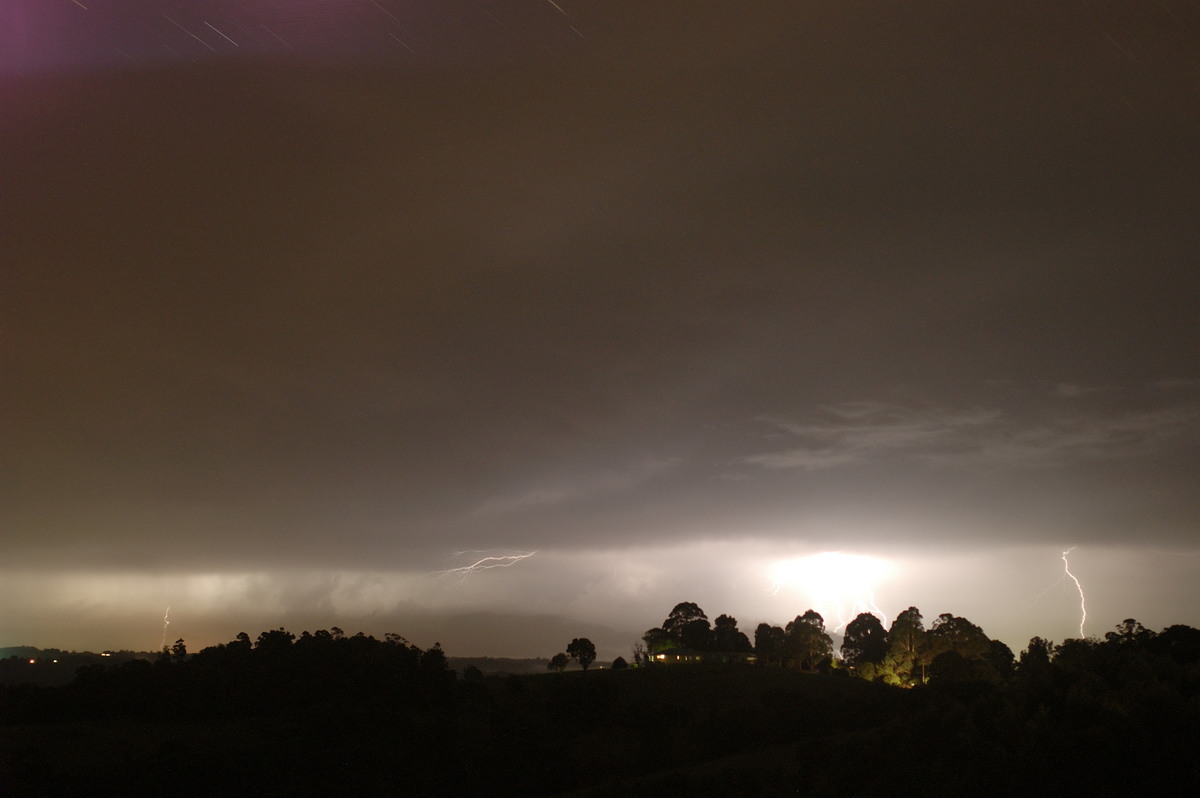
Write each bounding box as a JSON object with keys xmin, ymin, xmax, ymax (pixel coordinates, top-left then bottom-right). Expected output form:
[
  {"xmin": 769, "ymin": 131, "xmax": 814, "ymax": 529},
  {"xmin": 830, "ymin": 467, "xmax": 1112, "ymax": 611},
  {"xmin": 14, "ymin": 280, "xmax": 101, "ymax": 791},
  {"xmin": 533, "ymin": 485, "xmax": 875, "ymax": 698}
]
[
  {"xmin": 434, "ymin": 551, "xmax": 537, "ymax": 584},
  {"xmin": 1062, "ymin": 548, "xmax": 1087, "ymax": 638},
  {"xmin": 161, "ymin": 606, "xmax": 171, "ymax": 650}
]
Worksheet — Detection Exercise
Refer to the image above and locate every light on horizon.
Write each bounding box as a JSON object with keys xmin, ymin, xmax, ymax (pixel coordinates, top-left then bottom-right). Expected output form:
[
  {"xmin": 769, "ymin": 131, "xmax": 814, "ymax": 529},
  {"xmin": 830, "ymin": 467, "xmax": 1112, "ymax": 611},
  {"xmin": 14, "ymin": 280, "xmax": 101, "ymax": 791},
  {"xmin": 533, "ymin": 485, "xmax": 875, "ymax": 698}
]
[{"xmin": 766, "ymin": 552, "xmax": 895, "ymax": 631}]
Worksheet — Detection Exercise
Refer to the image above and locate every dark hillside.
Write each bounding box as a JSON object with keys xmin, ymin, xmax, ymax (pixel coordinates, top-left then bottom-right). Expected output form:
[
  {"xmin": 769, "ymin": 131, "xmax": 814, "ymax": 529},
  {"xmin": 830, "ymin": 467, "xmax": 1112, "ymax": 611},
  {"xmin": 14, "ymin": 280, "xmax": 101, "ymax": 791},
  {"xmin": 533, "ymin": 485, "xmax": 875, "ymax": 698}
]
[{"xmin": 4, "ymin": 625, "xmax": 1198, "ymax": 796}]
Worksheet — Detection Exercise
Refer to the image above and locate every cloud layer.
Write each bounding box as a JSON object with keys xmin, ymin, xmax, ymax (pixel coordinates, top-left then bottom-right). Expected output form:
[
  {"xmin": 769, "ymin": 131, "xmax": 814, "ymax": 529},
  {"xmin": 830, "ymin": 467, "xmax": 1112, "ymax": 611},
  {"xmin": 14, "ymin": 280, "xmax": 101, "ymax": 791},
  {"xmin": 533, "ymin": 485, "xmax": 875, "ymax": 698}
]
[
  {"xmin": 746, "ymin": 390, "xmax": 1200, "ymax": 473},
  {"xmin": 4, "ymin": 1, "xmax": 1198, "ymax": 654}
]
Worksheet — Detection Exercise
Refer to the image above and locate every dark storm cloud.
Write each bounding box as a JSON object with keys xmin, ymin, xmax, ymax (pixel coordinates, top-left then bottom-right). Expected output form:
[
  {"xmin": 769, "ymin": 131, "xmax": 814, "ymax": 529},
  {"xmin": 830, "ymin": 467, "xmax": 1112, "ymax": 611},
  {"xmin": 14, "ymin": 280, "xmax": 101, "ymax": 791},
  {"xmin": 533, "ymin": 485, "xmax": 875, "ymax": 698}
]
[
  {"xmin": 3, "ymin": 1, "xmax": 1198, "ymax": 651},
  {"xmin": 746, "ymin": 388, "xmax": 1200, "ymax": 473},
  {"xmin": 472, "ymin": 456, "xmax": 681, "ymax": 518}
]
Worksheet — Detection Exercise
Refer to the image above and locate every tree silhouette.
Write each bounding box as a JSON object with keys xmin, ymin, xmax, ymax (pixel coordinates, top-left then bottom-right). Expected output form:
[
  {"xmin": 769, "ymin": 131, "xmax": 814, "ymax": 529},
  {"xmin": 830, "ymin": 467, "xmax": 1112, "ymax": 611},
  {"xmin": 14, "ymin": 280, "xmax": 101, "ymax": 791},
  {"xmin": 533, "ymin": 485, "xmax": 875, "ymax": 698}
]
[
  {"xmin": 643, "ymin": 627, "xmax": 676, "ymax": 656},
  {"xmin": 986, "ymin": 638, "xmax": 1015, "ymax": 678},
  {"xmin": 922, "ymin": 614, "xmax": 1008, "ymax": 685},
  {"xmin": 1106, "ymin": 618, "xmax": 1153, "ymax": 646},
  {"xmin": 1015, "ymin": 636, "xmax": 1054, "ymax": 702},
  {"xmin": 928, "ymin": 613, "xmax": 991, "ymax": 662},
  {"xmin": 420, "ymin": 642, "xmax": 449, "ymax": 675},
  {"xmin": 662, "ymin": 602, "xmax": 707, "ymax": 637},
  {"xmin": 841, "ymin": 612, "xmax": 887, "ymax": 673},
  {"xmin": 784, "ymin": 610, "xmax": 832, "ymax": 671},
  {"xmin": 882, "ymin": 606, "xmax": 927, "ymax": 685},
  {"xmin": 566, "ymin": 638, "xmax": 596, "ymax": 671},
  {"xmin": 754, "ymin": 623, "xmax": 785, "ymax": 666},
  {"xmin": 713, "ymin": 614, "xmax": 752, "ymax": 652},
  {"xmin": 255, "ymin": 628, "xmax": 295, "ymax": 652},
  {"xmin": 1151, "ymin": 624, "xmax": 1200, "ymax": 662},
  {"xmin": 548, "ymin": 653, "xmax": 570, "ymax": 672},
  {"xmin": 1019, "ymin": 636, "xmax": 1052, "ymax": 671},
  {"xmin": 679, "ymin": 618, "xmax": 713, "ymax": 650}
]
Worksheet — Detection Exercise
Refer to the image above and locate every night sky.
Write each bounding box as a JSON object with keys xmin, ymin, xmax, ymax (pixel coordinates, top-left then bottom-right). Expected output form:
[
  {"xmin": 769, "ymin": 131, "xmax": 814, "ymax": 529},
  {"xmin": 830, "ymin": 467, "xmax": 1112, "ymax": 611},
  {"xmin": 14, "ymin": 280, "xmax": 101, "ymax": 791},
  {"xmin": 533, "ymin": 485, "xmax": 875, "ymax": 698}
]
[{"xmin": 4, "ymin": 1, "xmax": 1199, "ymax": 659}]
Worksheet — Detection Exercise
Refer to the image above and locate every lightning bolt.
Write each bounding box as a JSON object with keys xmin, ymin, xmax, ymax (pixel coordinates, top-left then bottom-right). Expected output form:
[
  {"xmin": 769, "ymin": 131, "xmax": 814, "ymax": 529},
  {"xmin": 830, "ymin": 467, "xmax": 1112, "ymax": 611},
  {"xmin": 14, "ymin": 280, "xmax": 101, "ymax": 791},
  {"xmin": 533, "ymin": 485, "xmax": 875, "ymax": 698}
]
[
  {"xmin": 434, "ymin": 551, "xmax": 537, "ymax": 584},
  {"xmin": 160, "ymin": 606, "xmax": 171, "ymax": 650},
  {"xmin": 1062, "ymin": 548, "xmax": 1087, "ymax": 638},
  {"xmin": 827, "ymin": 601, "xmax": 889, "ymax": 635}
]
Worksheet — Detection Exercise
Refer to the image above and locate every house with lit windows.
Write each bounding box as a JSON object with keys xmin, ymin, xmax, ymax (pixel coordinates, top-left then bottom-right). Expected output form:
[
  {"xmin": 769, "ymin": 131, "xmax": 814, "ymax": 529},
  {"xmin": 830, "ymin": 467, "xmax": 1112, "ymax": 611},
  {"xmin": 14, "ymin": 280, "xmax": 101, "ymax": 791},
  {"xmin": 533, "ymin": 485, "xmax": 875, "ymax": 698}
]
[{"xmin": 652, "ymin": 648, "xmax": 757, "ymax": 665}]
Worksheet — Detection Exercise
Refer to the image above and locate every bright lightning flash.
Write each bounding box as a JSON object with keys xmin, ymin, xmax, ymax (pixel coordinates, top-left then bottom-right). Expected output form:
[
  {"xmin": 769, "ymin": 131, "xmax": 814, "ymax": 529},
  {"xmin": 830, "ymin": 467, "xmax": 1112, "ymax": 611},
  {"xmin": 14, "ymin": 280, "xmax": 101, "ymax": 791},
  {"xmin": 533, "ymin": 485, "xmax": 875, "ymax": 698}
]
[
  {"xmin": 160, "ymin": 606, "xmax": 171, "ymax": 650},
  {"xmin": 1062, "ymin": 547, "xmax": 1087, "ymax": 638},
  {"xmin": 434, "ymin": 551, "xmax": 537, "ymax": 585},
  {"xmin": 766, "ymin": 552, "xmax": 892, "ymax": 631}
]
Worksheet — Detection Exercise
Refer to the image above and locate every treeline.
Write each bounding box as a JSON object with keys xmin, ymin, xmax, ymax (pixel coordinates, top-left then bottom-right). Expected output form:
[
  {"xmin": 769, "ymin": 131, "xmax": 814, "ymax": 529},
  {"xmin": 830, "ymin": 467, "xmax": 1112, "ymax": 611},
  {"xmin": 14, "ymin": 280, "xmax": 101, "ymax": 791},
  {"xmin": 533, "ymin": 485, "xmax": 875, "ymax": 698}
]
[
  {"xmin": 835, "ymin": 616, "xmax": 1200, "ymax": 795},
  {"xmin": 638, "ymin": 601, "xmax": 851, "ymax": 671},
  {"xmin": 632, "ymin": 602, "xmax": 1200, "ymax": 792},
  {"xmin": 639, "ymin": 602, "xmax": 754, "ymax": 660},
  {"xmin": 638, "ymin": 601, "xmax": 1200, "ymax": 693},
  {"xmin": 0, "ymin": 648, "xmax": 152, "ymax": 688},
  {"xmin": 0, "ymin": 628, "xmax": 454, "ymax": 724},
  {"xmin": 837, "ymin": 606, "xmax": 1015, "ymax": 685}
]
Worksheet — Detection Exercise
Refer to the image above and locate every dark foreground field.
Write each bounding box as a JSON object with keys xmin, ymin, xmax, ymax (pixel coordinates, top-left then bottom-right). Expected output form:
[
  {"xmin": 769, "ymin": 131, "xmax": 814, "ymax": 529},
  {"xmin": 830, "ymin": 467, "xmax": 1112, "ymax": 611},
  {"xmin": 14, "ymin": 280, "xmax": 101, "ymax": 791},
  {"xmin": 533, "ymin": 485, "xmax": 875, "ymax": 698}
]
[{"xmin": 4, "ymin": 631, "xmax": 1199, "ymax": 797}]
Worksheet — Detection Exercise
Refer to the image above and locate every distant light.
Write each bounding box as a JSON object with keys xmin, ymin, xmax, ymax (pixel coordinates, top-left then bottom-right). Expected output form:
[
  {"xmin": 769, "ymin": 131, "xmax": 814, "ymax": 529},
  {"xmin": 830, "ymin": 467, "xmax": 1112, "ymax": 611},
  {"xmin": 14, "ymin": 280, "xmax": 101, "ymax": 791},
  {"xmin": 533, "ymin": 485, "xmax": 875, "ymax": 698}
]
[{"xmin": 28, "ymin": 659, "xmax": 35, "ymax": 664}]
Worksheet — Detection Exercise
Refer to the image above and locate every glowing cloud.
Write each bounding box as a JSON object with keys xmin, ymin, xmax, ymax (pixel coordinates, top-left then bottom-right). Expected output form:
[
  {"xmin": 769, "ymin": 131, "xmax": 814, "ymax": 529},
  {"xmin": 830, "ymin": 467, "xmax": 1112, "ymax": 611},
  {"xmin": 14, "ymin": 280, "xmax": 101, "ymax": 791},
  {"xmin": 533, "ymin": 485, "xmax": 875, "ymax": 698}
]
[{"xmin": 766, "ymin": 552, "xmax": 894, "ymax": 631}]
